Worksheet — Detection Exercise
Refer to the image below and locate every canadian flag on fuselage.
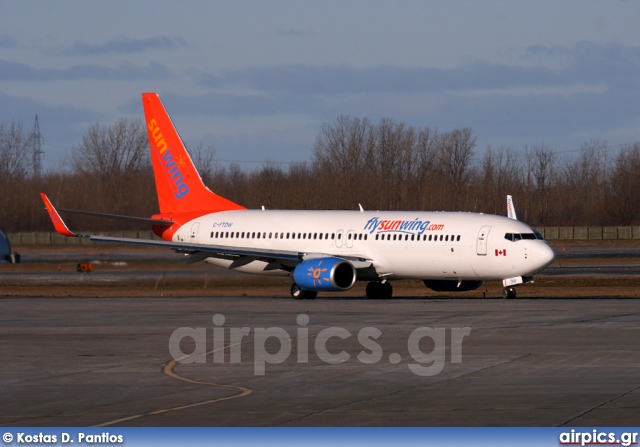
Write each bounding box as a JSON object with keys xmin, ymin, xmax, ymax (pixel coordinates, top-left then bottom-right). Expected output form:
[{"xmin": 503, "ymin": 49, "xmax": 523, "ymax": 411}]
[{"xmin": 495, "ymin": 249, "xmax": 507, "ymax": 256}]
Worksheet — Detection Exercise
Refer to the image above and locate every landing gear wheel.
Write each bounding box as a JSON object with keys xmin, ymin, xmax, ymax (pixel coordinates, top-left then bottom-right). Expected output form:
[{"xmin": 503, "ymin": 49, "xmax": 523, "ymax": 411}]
[
  {"xmin": 291, "ymin": 284, "xmax": 317, "ymax": 300},
  {"xmin": 381, "ymin": 281, "xmax": 393, "ymax": 299},
  {"xmin": 502, "ymin": 287, "xmax": 516, "ymax": 299},
  {"xmin": 366, "ymin": 282, "xmax": 381, "ymax": 299},
  {"xmin": 366, "ymin": 281, "xmax": 393, "ymax": 299},
  {"xmin": 291, "ymin": 283, "xmax": 304, "ymax": 300}
]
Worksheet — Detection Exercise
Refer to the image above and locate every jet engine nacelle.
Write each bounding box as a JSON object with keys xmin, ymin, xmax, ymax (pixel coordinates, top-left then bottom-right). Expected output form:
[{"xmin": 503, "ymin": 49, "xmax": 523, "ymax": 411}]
[
  {"xmin": 423, "ymin": 280, "xmax": 483, "ymax": 292},
  {"xmin": 293, "ymin": 257, "xmax": 357, "ymax": 292}
]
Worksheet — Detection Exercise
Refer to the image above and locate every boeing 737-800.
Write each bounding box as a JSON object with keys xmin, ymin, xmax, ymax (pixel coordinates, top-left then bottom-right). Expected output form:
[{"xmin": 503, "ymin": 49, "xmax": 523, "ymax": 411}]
[{"xmin": 41, "ymin": 93, "xmax": 555, "ymax": 299}]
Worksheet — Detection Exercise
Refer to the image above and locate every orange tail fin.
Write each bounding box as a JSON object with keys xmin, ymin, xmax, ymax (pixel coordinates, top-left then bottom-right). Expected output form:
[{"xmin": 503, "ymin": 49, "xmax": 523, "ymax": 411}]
[{"xmin": 141, "ymin": 92, "xmax": 245, "ymax": 215}]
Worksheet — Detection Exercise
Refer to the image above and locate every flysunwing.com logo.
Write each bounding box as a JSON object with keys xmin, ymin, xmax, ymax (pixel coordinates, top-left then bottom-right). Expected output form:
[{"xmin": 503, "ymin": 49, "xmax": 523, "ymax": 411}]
[
  {"xmin": 147, "ymin": 118, "xmax": 190, "ymax": 199},
  {"xmin": 364, "ymin": 217, "xmax": 444, "ymax": 235}
]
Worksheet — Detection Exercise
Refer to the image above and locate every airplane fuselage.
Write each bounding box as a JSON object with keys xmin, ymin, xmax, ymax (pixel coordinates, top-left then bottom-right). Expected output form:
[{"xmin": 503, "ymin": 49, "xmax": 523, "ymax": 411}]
[{"xmin": 172, "ymin": 210, "xmax": 555, "ymax": 281}]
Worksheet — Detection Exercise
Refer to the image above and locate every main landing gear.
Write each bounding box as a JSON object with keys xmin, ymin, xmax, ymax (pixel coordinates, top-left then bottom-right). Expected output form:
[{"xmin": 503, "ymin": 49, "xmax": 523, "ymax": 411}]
[
  {"xmin": 365, "ymin": 281, "xmax": 393, "ymax": 299},
  {"xmin": 502, "ymin": 287, "xmax": 517, "ymax": 299},
  {"xmin": 291, "ymin": 283, "xmax": 317, "ymax": 300}
]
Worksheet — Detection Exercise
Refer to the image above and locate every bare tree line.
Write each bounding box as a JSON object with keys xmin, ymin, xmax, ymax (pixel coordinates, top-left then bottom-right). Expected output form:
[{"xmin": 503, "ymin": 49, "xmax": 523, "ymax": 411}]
[{"xmin": 1, "ymin": 116, "xmax": 639, "ymax": 233}]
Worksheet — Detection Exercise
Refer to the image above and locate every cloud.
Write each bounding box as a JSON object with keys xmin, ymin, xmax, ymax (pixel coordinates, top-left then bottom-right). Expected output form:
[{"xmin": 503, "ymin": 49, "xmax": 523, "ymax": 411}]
[
  {"xmin": 0, "ymin": 33, "xmax": 17, "ymax": 49},
  {"xmin": 276, "ymin": 28, "xmax": 305, "ymax": 37},
  {"xmin": 0, "ymin": 92, "xmax": 104, "ymax": 170},
  {"xmin": 50, "ymin": 36, "xmax": 187, "ymax": 57},
  {"xmin": 0, "ymin": 59, "xmax": 171, "ymax": 82},
  {"xmin": 198, "ymin": 41, "xmax": 640, "ymax": 96}
]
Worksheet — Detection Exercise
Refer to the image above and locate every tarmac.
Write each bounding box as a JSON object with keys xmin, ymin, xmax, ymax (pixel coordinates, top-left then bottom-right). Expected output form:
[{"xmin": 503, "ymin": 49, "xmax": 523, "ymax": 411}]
[{"xmin": 1, "ymin": 296, "xmax": 639, "ymax": 427}]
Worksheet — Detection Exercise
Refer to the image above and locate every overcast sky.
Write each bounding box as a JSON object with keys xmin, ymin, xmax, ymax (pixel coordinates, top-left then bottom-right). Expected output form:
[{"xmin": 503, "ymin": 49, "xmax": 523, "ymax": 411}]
[{"xmin": 1, "ymin": 1, "xmax": 639, "ymax": 171}]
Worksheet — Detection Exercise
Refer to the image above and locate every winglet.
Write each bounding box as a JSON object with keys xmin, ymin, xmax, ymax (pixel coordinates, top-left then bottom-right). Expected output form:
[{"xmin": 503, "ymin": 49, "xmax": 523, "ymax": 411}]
[
  {"xmin": 40, "ymin": 193, "xmax": 78, "ymax": 237},
  {"xmin": 506, "ymin": 195, "xmax": 518, "ymax": 220}
]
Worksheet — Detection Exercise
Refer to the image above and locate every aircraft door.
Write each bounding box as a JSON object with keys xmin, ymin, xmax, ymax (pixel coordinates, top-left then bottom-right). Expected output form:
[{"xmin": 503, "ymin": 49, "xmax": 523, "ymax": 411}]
[
  {"xmin": 190, "ymin": 222, "xmax": 200, "ymax": 243},
  {"xmin": 476, "ymin": 225, "xmax": 491, "ymax": 256},
  {"xmin": 346, "ymin": 230, "xmax": 354, "ymax": 248},
  {"xmin": 335, "ymin": 230, "xmax": 344, "ymax": 248}
]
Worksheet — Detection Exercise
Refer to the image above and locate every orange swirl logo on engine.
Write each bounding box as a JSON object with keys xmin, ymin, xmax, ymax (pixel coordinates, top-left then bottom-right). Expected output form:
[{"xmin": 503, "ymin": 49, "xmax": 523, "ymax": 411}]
[{"xmin": 307, "ymin": 261, "xmax": 329, "ymax": 287}]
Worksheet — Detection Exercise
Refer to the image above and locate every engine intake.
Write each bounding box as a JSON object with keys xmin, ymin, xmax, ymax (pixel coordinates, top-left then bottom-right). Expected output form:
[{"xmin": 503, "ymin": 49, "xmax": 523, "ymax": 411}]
[
  {"xmin": 293, "ymin": 257, "xmax": 356, "ymax": 292},
  {"xmin": 423, "ymin": 280, "xmax": 483, "ymax": 292}
]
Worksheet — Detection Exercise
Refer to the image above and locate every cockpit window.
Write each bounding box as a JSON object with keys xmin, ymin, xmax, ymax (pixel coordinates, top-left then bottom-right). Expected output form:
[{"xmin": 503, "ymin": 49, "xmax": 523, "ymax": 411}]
[{"xmin": 505, "ymin": 232, "xmax": 544, "ymax": 242}]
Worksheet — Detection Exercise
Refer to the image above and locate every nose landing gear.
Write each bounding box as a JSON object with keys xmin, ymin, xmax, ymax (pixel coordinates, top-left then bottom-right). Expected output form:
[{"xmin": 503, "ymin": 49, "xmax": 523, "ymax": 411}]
[
  {"xmin": 502, "ymin": 287, "xmax": 517, "ymax": 299},
  {"xmin": 501, "ymin": 276, "xmax": 534, "ymax": 299}
]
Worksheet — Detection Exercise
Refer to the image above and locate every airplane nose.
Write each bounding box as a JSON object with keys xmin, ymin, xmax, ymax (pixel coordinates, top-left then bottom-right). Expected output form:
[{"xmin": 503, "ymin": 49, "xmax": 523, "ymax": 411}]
[{"xmin": 532, "ymin": 243, "xmax": 555, "ymax": 272}]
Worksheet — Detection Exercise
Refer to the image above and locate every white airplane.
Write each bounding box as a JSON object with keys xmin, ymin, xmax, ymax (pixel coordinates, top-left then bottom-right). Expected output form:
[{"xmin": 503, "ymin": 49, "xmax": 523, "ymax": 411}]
[{"xmin": 41, "ymin": 93, "xmax": 555, "ymax": 300}]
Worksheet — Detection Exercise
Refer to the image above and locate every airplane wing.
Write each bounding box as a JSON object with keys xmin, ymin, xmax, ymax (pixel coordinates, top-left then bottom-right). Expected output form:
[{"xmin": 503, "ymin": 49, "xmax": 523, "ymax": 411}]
[
  {"xmin": 57, "ymin": 208, "xmax": 174, "ymax": 226},
  {"xmin": 41, "ymin": 193, "xmax": 373, "ymax": 271}
]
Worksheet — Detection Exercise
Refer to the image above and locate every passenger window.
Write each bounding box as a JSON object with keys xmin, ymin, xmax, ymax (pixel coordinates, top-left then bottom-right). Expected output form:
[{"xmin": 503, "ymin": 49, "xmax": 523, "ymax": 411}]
[
  {"xmin": 457, "ymin": 235, "xmax": 460, "ymax": 241},
  {"xmin": 210, "ymin": 232, "xmax": 213, "ymax": 238},
  {"xmin": 445, "ymin": 235, "xmax": 449, "ymax": 241},
  {"xmin": 364, "ymin": 234, "xmax": 367, "ymax": 240}
]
